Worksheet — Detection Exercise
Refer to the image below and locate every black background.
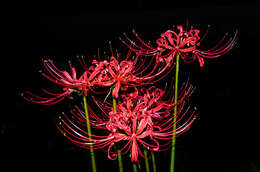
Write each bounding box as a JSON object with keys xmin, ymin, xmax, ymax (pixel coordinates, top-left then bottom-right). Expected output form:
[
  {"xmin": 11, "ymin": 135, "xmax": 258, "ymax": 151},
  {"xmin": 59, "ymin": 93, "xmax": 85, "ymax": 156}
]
[{"xmin": 3, "ymin": 1, "xmax": 260, "ymax": 172}]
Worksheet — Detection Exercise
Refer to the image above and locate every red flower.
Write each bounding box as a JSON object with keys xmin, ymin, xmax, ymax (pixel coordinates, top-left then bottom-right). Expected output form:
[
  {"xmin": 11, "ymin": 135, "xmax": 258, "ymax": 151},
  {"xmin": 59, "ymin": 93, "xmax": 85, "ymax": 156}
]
[
  {"xmin": 95, "ymin": 56, "xmax": 137, "ymax": 98},
  {"xmin": 40, "ymin": 59, "xmax": 91, "ymax": 95},
  {"xmin": 57, "ymin": 86, "xmax": 197, "ymax": 163},
  {"xmin": 22, "ymin": 59, "xmax": 107, "ymax": 105},
  {"xmin": 95, "ymin": 55, "xmax": 173, "ymax": 98},
  {"xmin": 121, "ymin": 25, "xmax": 237, "ymax": 67}
]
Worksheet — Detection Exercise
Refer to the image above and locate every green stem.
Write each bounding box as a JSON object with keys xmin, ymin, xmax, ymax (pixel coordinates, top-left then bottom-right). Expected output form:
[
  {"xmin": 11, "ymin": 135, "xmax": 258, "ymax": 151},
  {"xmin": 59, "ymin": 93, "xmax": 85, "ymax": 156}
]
[
  {"xmin": 151, "ymin": 152, "xmax": 156, "ymax": 172},
  {"xmin": 83, "ymin": 95, "xmax": 97, "ymax": 172},
  {"xmin": 113, "ymin": 97, "xmax": 117, "ymax": 112},
  {"xmin": 112, "ymin": 96, "xmax": 124, "ymax": 172},
  {"xmin": 133, "ymin": 163, "xmax": 138, "ymax": 172},
  {"xmin": 170, "ymin": 53, "xmax": 180, "ymax": 172},
  {"xmin": 144, "ymin": 150, "xmax": 150, "ymax": 172},
  {"xmin": 117, "ymin": 149, "xmax": 123, "ymax": 172}
]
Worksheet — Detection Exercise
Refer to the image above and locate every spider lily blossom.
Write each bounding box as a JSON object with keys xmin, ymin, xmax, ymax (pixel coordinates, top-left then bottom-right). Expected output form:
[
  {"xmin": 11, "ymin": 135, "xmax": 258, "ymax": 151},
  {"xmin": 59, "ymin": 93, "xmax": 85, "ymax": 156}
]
[
  {"xmin": 40, "ymin": 59, "xmax": 91, "ymax": 95},
  {"xmin": 22, "ymin": 59, "xmax": 106, "ymax": 105},
  {"xmin": 95, "ymin": 56, "xmax": 138, "ymax": 98},
  {"xmin": 57, "ymin": 86, "xmax": 198, "ymax": 163},
  {"xmin": 95, "ymin": 55, "xmax": 173, "ymax": 98},
  {"xmin": 121, "ymin": 25, "xmax": 237, "ymax": 67}
]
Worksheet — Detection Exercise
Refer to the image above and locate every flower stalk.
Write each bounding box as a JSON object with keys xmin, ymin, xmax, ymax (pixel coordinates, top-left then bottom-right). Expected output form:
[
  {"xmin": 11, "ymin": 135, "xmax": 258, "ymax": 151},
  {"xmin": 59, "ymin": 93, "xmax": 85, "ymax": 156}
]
[
  {"xmin": 144, "ymin": 150, "xmax": 150, "ymax": 172},
  {"xmin": 151, "ymin": 152, "xmax": 156, "ymax": 172},
  {"xmin": 133, "ymin": 163, "xmax": 138, "ymax": 172},
  {"xmin": 83, "ymin": 95, "xmax": 97, "ymax": 172},
  {"xmin": 112, "ymin": 94, "xmax": 124, "ymax": 172},
  {"xmin": 170, "ymin": 52, "xmax": 180, "ymax": 172}
]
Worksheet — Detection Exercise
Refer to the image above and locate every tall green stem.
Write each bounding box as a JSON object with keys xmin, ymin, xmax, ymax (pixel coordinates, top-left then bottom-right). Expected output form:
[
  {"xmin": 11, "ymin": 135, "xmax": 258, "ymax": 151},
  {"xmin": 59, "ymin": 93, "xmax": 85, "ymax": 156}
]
[
  {"xmin": 144, "ymin": 150, "xmax": 150, "ymax": 172},
  {"xmin": 170, "ymin": 53, "xmax": 180, "ymax": 172},
  {"xmin": 151, "ymin": 152, "xmax": 156, "ymax": 172},
  {"xmin": 133, "ymin": 163, "xmax": 138, "ymax": 172},
  {"xmin": 144, "ymin": 148, "xmax": 155, "ymax": 172},
  {"xmin": 83, "ymin": 95, "xmax": 97, "ymax": 172},
  {"xmin": 112, "ymin": 96, "xmax": 124, "ymax": 172}
]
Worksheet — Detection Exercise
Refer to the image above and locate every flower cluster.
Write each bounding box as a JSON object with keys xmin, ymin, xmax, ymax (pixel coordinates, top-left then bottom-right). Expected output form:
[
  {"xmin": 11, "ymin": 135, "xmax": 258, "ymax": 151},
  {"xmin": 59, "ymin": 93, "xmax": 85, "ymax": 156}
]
[
  {"xmin": 58, "ymin": 86, "xmax": 197, "ymax": 163},
  {"xmin": 22, "ymin": 24, "xmax": 236, "ymax": 164},
  {"xmin": 22, "ymin": 52, "xmax": 171, "ymax": 103}
]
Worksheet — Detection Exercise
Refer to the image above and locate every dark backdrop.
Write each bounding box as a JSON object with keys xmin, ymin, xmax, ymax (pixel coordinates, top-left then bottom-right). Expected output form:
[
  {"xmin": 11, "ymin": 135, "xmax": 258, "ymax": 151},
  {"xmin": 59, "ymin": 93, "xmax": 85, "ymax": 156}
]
[{"xmin": 3, "ymin": 1, "xmax": 260, "ymax": 172}]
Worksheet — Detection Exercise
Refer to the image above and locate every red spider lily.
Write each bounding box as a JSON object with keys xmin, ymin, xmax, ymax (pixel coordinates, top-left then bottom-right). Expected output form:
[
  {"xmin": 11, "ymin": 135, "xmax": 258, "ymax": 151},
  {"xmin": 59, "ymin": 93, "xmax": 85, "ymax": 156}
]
[
  {"xmin": 22, "ymin": 58, "xmax": 109, "ymax": 105},
  {"xmin": 94, "ymin": 56, "xmax": 137, "ymax": 98},
  {"xmin": 94, "ymin": 54, "xmax": 174, "ymax": 98},
  {"xmin": 40, "ymin": 59, "xmax": 105, "ymax": 95},
  {"xmin": 57, "ymin": 85, "xmax": 197, "ymax": 163},
  {"xmin": 121, "ymin": 25, "xmax": 237, "ymax": 67},
  {"xmin": 38, "ymin": 60, "xmax": 86, "ymax": 94}
]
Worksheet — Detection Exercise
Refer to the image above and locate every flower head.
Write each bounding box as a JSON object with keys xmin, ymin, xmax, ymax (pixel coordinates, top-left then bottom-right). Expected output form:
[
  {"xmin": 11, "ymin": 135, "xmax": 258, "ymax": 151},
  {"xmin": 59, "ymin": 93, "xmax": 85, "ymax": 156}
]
[
  {"xmin": 94, "ymin": 53, "xmax": 173, "ymax": 98},
  {"xmin": 22, "ymin": 58, "xmax": 107, "ymax": 105},
  {"xmin": 40, "ymin": 59, "xmax": 91, "ymax": 94},
  {"xmin": 57, "ymin": 86, "xmax": 197, "ymax": 162},
  {"xmin": 95, "ymin": 56, "xmax": 137, "ymax": 98},
  {"xmin": 121, "ymin": 25, "xmax": 237, "ymax": 67}
]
